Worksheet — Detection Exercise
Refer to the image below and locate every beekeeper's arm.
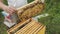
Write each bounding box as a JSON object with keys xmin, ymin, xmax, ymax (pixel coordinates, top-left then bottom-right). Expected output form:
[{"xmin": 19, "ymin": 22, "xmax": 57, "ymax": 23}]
[{"xmin": 0, "ymin": 0, "xmax": 16, "ymax": 14}]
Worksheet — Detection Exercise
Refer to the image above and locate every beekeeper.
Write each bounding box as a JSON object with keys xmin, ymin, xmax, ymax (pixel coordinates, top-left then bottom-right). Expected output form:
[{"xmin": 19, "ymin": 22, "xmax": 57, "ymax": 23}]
[{"xmin": 0, "ymin": 0, "xmax": 28, "ymax": 28}]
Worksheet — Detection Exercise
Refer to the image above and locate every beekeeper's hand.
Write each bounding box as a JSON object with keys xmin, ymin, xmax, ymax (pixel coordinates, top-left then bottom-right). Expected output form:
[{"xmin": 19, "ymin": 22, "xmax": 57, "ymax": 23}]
[
  {"xmin": 2, "ymin": 6, "xmax": 16, "ymax": 14},
  {"xmin": 0, "ymin": 1, "xmax": 16, "ymax": 15}
]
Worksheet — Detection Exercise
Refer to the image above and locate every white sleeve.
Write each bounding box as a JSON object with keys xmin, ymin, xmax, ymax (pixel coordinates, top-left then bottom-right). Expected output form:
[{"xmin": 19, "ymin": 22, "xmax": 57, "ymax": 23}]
[{"xmin": 7, "ymin": 0, "xmax": 28, "ymax": 8}]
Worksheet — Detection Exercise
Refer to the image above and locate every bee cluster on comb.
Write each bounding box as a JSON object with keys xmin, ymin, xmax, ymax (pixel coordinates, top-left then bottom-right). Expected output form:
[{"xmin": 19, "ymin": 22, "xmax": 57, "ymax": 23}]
[{"xmin": 17, "ymin": 0, "xmax": 44, "ymax": 21}]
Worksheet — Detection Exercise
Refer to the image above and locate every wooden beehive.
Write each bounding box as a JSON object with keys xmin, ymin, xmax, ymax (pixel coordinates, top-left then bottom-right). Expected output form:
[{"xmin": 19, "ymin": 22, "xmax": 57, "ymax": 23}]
[
  {"xmin": 7, "ymin": 18, "xmax": 46, "ymax": 34},
  {"xmin": 7, "ymin": 0, "xmax": 46, "ymax": 34}
]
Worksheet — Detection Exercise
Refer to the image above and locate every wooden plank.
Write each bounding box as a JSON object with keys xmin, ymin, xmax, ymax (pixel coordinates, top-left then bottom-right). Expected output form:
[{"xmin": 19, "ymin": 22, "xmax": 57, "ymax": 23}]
[
  {"xmin": 37, "ymin": 26, "xmax": 46, "ymax": 34},
  {"xmin": 34, "ymin": 25, "xmax": 44, "ymax": 34}
]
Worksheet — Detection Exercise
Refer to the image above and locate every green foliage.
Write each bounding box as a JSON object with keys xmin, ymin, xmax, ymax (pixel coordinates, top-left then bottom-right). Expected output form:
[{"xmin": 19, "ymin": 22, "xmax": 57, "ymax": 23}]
[
  {"xmin": 0, "ymin": 0, "xmax": 7, "ymax": 34},
  {"xmin": 38, "ymin": 0, "xmax": 60, "ymax": 34},
  {"xmin": 27, "ymin": 0, "xmax": 34, "ymax": 3}
]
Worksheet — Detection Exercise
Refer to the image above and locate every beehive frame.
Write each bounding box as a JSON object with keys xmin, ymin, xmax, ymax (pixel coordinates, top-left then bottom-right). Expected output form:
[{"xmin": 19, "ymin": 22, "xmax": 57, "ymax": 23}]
[{"xmin": 17, "ymin": 0, "xmax": 44, "ymax": 21}]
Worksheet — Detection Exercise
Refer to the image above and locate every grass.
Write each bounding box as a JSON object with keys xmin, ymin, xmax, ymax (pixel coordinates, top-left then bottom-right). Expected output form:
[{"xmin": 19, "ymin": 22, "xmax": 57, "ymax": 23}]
[
  {"xmin": 38, "ymin": 0, "xmax": 60, "ymax": 34},
  {"xmin": 0, "ymin": 0, "xmax": 60, "ymax": 34},
  {"xmin": 0, "ymin": 10, "xmax": 7, "ymax": 34}
]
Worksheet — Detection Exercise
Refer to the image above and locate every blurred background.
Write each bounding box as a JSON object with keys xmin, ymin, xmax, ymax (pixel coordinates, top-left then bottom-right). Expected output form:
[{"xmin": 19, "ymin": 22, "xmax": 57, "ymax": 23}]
[{"xmin": 0, "ymin": 0, "xmax": 60, "ymax": 34}]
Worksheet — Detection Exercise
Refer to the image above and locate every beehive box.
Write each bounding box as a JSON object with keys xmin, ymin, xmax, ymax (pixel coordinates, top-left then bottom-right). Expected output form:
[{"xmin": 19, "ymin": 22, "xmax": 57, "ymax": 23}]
[
  {"xmin": 17, "ymin": 0, "xmax": 44, "ymax": 21},
  {"xmin": 7, "ymin": 18, "xmax": 46, "ymax": 34}
]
